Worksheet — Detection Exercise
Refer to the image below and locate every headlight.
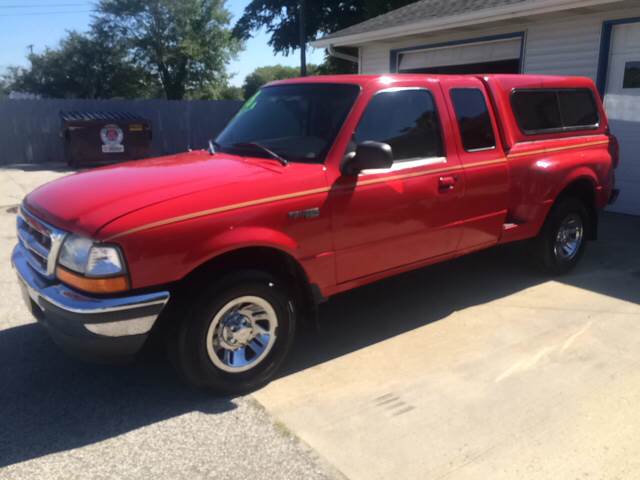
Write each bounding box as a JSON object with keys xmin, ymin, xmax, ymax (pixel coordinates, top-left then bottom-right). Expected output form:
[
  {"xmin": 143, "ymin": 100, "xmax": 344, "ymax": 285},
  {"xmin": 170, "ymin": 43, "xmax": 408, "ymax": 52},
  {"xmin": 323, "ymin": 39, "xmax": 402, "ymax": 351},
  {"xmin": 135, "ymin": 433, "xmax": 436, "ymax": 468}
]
[
  {"xmin": 59, "ymin": 235, "xmax": 125, "ymax": 277},
  {"xmin": 58, "ymin": 235, "xmax": 93, "ymax": 273},
  {"xmin": 57, "ymin": 236, "xmax": 128, "ymax": 293}
]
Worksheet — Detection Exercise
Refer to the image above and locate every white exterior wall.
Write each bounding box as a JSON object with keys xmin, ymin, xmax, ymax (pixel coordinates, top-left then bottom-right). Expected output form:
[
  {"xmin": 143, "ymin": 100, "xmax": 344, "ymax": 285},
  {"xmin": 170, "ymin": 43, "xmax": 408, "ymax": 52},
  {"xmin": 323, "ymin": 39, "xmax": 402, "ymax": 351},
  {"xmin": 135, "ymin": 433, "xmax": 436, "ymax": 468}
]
[
  {"xmin": 355, "ymin": 6, "xmax": 640, "ymax": 215},
  {"xmin": 360, "ymin": 42, "xmax": 393, "ymax": 74},
  {"xmin": 358, "ymin": 6, "xmax": 640, "ymax": 80},
  {"xmin": 522, "ymin": 16, "xmax": 604, "ymax": 78},
  {"xmin": 360, "ymin": 25, "xmax": 521, "ymax": 74}
]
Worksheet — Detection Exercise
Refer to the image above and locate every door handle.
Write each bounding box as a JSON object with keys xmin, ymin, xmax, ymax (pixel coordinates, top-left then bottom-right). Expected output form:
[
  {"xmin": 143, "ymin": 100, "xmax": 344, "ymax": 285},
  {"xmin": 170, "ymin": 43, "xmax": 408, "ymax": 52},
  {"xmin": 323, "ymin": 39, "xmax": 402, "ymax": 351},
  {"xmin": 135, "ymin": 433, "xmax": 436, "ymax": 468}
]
[{"xmin": 438, "ymin": 175, "xmax": 458, "ymax": 192}]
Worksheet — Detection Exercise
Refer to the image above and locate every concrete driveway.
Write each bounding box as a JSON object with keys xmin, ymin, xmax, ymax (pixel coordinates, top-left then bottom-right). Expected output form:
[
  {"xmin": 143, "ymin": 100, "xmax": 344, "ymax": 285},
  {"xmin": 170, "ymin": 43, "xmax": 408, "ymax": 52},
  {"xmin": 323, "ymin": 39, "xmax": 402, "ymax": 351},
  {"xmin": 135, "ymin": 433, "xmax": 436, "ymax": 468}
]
[
  {"xmin": 2, "ymin": 165, "xmax": 640, "ymax": 479},
  {"xmin": 257, "ymin": 213, "xmax": 640, "ymax": 480}
]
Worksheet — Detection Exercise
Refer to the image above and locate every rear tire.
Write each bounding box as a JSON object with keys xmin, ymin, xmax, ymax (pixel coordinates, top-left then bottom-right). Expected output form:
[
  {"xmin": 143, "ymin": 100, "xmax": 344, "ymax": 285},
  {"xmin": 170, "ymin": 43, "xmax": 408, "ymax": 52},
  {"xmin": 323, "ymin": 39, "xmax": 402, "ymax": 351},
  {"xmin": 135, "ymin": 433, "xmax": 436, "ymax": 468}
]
[
  {"xmin": 169, "ymin": 271, "xmax": 296, "ymax": 394},
  {"xmin": 532, "ymin": 197, "xmax": 589, "ymax": 275}
]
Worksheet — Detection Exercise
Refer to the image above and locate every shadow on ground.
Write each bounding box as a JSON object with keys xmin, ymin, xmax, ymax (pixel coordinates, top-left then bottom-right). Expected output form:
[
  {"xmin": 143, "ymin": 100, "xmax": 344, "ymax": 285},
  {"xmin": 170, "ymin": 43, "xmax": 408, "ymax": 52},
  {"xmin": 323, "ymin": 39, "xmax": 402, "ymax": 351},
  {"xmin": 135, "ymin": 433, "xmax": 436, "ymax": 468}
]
[
  {"xmin": 0, "ymin": 330, "xmax": 236, "ymax": 467},
  {"xmin": 1, "ymin": 213, "xmax": 638, "ymax": 467},
  {"xmin": 284, "ymin": 212, "xmax": 640, "ymax": 374},
  {"xmin": 1, "ymin": 163, "xmax": 73, "ymax": 173}
]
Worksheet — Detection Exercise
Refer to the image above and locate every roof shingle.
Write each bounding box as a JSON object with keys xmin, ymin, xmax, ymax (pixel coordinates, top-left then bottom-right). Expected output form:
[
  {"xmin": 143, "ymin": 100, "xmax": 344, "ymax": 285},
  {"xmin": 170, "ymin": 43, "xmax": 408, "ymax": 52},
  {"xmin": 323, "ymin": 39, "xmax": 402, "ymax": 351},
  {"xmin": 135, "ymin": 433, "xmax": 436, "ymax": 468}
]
[{"xmin": 317, "ymin": 0, "xmax": 531, "ymax": 42}]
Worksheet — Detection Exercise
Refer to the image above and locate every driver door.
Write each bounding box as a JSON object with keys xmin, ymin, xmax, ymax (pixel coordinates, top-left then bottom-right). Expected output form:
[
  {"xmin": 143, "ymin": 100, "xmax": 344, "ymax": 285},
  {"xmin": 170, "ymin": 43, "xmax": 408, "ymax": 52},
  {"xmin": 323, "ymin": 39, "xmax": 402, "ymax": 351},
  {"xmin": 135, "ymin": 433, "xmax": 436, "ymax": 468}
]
[{"xmin": 329, "ymin": 84, "xmax": 466, "ymax": 283}]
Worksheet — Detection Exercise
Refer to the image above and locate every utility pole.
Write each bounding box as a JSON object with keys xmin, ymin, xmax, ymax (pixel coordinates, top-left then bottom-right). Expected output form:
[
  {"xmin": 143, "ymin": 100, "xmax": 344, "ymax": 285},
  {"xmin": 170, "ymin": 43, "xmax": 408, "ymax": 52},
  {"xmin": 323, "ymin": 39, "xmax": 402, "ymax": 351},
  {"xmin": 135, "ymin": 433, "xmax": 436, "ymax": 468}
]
[{"xmin": 299, "ymin": 0, "xmax": 306, "ymax": 76}]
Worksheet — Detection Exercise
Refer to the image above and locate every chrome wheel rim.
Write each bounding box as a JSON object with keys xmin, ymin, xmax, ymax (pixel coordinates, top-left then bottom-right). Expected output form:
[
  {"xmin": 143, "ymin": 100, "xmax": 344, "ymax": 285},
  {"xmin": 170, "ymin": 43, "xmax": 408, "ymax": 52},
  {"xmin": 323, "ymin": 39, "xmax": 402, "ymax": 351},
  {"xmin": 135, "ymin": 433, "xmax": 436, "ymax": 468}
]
[
  {"xmin": 206, "ymin": 296, "xmax": 278, "ymax": 373},
  {"xmin": 554, "ymin": 213, "xmax": 584, "ymax": 261}
]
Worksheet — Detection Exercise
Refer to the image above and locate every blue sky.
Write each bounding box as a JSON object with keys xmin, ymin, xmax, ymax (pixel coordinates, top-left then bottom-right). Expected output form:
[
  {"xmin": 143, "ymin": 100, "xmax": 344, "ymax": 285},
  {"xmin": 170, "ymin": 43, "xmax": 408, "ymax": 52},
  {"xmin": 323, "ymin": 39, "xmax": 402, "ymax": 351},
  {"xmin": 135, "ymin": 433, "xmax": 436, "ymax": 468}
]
[{"xmin": 0, "ymin": 0, "xmax": 325, "ymax": 86}]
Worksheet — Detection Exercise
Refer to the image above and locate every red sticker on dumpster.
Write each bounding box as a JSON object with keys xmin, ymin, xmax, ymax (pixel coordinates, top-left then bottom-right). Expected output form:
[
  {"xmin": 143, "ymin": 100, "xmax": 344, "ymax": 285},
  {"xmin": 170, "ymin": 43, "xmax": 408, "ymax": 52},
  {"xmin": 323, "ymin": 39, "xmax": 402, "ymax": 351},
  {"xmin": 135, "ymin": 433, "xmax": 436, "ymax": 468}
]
[{"xmin": 100, "ymin": 124, "xmax": 124, "ymax": 153}]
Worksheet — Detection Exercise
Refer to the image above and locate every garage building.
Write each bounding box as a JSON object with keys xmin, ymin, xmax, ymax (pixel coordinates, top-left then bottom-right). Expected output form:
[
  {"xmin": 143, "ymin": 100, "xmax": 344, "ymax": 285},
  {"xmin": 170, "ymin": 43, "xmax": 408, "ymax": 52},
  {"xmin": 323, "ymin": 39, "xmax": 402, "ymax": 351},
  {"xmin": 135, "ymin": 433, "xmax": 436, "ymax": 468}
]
[{"xmin": 313, "ymin": 0, "xmax": 640, "ymax": 215}]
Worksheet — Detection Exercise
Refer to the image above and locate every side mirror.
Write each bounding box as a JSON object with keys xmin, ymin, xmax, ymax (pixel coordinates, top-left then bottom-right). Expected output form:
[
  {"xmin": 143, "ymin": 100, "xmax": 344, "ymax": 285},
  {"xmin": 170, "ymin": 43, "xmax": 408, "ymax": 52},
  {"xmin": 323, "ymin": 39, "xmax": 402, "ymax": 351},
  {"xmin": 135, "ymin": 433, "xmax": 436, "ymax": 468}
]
[{"xmin": 341, "ymin": 141, "xmax": 393, "ymax": 176}]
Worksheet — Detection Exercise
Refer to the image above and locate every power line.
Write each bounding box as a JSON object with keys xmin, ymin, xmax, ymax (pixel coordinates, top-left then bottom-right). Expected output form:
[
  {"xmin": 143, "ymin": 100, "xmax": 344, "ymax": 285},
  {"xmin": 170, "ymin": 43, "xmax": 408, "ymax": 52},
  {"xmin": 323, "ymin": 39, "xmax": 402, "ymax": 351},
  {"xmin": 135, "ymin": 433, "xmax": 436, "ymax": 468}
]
[
  {"xmin": 0, "ymin": 2, "xmax": 94, "ymax": 8},
  {"xmin": 0, "ymin": 0, "xmax": 92, "ymax": 3},
  {"xmin": 0, "ymin": 4, "xmax": 94, "ymax": 8},
  {"xmin": 0, "ymin": 9, "xmax": 94, "ymax": 16}
]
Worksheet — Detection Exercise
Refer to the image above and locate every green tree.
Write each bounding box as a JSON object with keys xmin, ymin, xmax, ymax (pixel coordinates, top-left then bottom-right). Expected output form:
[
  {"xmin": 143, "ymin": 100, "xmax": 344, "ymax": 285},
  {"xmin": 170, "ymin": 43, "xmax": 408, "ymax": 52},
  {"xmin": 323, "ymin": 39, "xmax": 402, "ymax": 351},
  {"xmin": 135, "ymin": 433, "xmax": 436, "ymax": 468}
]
[
  {"xmin": 218, "ymin": 85, "xmax": 244, "ymax": 100},
  {"xmin": 97, "ymin": 0, "xmax": 241, "ymax": 100},
  {"xmin": 0, "ymin": 75, "xmax": 7, "ymax": 99},
  {"xmin": 242, "ymin": 64, "xmax": 318, "ymax": 99},
  {"xmin": 7, "ymin": 29, "xmax": 151, "ymax": 99},
  {"xmin": 234, "ymin": 0, "xmax": 414, "ymax": 72}
]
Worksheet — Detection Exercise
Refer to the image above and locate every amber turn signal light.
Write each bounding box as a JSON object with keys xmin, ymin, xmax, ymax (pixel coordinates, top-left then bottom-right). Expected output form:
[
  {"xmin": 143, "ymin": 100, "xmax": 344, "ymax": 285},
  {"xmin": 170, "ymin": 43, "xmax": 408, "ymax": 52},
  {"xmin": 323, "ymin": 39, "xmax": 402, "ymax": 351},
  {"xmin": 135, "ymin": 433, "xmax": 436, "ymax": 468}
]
[{"xmin": 56, "ymin": 266, "xmax": 130, "ymax": 294}]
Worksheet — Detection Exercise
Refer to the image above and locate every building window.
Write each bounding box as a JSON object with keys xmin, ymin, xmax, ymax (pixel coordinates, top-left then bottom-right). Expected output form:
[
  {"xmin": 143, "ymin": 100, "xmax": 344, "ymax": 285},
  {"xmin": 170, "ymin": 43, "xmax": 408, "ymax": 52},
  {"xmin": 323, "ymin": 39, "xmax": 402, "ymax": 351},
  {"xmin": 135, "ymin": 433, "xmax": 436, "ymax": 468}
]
[
  {"xmin": 354, "ymin": 89, "xmax": 443, "ymax": 161},
  {"xmin": 450, "ymin": 89, "xmax": 496, "ymax": 151},
  {"xmin": 623, "ymin": 61, "xmax": 640, "ymax": 89},
  {"xmin": 511, "ymin": 89, "xmax": 599, "ymax": 134}
]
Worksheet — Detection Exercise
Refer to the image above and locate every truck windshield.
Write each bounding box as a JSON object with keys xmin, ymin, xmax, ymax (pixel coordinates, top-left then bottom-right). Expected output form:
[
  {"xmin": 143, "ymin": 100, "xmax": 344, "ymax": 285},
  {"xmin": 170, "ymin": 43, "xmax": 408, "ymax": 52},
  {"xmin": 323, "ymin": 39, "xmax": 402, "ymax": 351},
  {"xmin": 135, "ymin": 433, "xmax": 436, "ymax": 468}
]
[{"xmin": 215, "ymin": 83, "xmax": 360, "ymax": 163}]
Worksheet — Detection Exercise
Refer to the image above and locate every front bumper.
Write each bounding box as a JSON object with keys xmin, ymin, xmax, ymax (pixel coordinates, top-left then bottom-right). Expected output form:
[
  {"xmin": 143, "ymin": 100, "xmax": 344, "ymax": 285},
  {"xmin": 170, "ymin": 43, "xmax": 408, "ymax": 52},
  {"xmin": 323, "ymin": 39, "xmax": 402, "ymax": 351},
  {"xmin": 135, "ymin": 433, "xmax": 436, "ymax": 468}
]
[{"xmin": 12, "ymin": 244, "xmax": 170, "ymax": 362}]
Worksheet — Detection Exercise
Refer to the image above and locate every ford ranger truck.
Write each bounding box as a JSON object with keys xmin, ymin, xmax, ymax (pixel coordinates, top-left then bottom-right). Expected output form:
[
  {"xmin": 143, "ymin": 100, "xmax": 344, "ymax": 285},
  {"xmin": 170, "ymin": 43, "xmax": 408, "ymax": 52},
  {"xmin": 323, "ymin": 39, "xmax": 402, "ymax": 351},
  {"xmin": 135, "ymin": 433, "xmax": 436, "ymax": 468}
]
[{"xmin": 12, "ymin": 74, "xmax": 618, "ymax": 393}]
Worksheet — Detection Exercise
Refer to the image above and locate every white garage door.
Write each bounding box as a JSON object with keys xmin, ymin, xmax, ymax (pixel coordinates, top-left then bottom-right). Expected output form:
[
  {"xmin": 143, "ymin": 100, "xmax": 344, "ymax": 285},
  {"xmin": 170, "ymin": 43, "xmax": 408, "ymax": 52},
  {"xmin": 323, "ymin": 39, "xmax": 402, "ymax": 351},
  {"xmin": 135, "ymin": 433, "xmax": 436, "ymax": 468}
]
[
  {"xmin": 398, "ymin": 37, "xmax": 521, "ymax": 71},
  {"xmin": 604, "ymin": 22, "xmax": 640, "ymax": 215}
]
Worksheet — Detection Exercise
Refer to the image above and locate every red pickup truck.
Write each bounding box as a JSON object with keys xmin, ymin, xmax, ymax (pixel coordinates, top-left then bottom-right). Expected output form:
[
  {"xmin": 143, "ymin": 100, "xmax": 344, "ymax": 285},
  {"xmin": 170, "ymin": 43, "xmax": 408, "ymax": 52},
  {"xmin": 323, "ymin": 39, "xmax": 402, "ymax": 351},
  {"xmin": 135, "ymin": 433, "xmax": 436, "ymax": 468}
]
[{"xmin": 13, "ymin": 74, "xmax": 618, "ymax": 392}]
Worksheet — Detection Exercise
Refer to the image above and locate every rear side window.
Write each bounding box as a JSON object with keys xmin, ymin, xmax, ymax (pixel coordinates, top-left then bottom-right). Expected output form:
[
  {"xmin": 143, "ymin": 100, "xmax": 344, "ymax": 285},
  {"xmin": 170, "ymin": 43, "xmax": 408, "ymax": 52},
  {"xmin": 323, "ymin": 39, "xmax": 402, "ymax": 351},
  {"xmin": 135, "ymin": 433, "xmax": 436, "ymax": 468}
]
[
  {"xmin": 354, "ymin": 89, "xmax": 443, "ymax": 161},
  {"xmin": 558, "ymin": 90, "xmax": 599, "ymax": 128},
  {"xmin": 511, "ymin": 91, "xmax": 562, "ymax": 132},
  {"xmin": 450, "ymin": 89, "xmax": 496, "ymax": 151},
  {"xmin": 511, "ymin": 89, "xmax": 599, "ymax": 134}
]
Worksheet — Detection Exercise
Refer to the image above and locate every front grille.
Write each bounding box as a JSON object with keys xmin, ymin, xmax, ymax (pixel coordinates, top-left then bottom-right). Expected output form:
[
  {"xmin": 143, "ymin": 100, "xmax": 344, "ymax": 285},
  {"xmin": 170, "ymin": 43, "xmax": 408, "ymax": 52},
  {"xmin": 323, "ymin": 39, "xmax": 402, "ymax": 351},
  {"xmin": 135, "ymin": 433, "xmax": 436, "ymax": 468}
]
[
  {"xmin": 19, "ymin": 215, "xmax": 51, "ymax": 249},
  {"xmin": 17, "ymin": 207, "xmax": 66, "ymax": 279}
]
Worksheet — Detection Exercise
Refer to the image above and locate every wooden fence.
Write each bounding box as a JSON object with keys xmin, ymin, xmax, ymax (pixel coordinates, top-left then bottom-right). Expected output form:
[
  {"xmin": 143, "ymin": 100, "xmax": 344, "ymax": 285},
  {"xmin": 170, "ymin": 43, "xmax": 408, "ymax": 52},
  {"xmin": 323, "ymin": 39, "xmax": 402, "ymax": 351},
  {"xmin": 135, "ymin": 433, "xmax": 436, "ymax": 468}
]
[{"xmin": 0, "ymin": 98, "xmax": 242, "ymax": 165}]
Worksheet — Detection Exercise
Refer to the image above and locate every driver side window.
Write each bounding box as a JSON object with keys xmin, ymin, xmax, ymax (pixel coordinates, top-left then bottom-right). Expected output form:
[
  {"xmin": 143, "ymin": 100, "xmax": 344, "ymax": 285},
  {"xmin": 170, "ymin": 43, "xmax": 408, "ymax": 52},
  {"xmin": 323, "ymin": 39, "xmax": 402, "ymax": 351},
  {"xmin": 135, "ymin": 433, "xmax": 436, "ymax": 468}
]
[{"xmin": 354, "ymin": 89, "xmax": 444, "ymax": 162}]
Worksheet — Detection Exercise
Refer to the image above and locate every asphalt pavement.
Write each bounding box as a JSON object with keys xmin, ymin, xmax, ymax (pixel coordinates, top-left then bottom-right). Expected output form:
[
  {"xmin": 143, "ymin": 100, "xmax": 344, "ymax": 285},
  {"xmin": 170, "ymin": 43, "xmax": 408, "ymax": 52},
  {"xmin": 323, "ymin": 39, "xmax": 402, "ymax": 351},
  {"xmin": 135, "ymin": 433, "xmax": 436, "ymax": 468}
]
[{"xmin": 0, "ymin": 165, "xmax": 337, "ymax": 480}]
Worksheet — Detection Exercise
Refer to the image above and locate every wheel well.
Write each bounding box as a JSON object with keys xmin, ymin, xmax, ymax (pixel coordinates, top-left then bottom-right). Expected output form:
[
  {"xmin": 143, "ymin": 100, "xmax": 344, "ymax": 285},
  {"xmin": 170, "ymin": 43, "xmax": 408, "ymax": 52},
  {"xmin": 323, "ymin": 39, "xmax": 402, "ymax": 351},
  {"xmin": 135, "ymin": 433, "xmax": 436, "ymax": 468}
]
[
  {"xmin": 175, "ymin": 247, "xmax": 318, "ymax": 328},
  {"xmin": 556, "ymin": 178, "xmax": 598, "ymax": 240}
]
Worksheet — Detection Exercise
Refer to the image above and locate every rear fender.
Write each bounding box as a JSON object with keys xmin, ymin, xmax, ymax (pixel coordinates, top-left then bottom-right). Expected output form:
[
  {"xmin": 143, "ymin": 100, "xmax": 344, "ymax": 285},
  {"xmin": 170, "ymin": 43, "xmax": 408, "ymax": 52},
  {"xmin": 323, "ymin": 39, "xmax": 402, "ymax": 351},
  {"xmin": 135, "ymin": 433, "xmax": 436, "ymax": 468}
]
[
  {"xmin": 552, "ymin": 168, "xmax": 599, "ymax": 203},
  {"xmin": 509, "ymin": 166, "xmax": 600, "ymax": 241},
  {"xmin": 523, "ymin": 169, "xmax": 599, "ymax": 239}
]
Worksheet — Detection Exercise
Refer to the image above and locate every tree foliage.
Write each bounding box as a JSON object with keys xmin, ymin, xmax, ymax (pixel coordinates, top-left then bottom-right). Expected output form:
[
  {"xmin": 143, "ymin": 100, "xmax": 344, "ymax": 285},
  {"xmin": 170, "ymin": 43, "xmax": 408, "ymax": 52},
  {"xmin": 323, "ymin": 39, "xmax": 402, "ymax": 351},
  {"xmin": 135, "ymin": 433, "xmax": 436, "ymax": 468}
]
[
  {"xmin": 242, "ymin": 64, "xmax": 319, "ymax": 99},
  {"xmin": 6, "ymin": 0, "xmax": 241, "ymax": 100},
  {"xmin": 218, "ymin": 85, "xmax": 245, "ymax": 100},
  {"xmin": 97, "ymin": 0, "xmax": 241, "ymax": 99},
  {"xmin": 234, "ymin": 0, "xmax": 415, "ymax": 57},
  {"xmin": 0, "ymin": 75, "xmax": 7, "ymax": 99},
  {"xmin": 7, "ymin": 29, "xmax": 151, "ymax": 99}
]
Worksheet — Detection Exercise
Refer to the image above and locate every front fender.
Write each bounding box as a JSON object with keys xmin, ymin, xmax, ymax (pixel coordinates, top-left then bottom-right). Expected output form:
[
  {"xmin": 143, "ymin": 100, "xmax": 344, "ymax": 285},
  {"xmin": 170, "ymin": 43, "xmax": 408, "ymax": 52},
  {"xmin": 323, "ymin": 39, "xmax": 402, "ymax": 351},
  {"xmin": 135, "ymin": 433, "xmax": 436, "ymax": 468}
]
[
  {"xmin": 183, "ymin": 226, "xmax": 300, "ymax": 267},
  {"xmin": 116, "ymin": 219, "xmax": 307, "ymax": 290}
]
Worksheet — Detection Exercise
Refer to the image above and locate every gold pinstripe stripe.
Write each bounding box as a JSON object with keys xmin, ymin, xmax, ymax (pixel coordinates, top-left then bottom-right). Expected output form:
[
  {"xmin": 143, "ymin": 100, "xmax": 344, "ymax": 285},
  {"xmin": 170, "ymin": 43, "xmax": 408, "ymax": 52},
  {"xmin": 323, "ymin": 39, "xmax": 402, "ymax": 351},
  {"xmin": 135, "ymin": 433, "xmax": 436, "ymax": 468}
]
[
  {"xmin": 507, "ymin": 139, "xmax": 609, "ymax": 159},
  {"xmin": 106, "ymin": 186, "xmax": 332, "ymax": 240},
  {"xmin": 106, "ymin": 158, "xmax": 507, "ymax": 240}
]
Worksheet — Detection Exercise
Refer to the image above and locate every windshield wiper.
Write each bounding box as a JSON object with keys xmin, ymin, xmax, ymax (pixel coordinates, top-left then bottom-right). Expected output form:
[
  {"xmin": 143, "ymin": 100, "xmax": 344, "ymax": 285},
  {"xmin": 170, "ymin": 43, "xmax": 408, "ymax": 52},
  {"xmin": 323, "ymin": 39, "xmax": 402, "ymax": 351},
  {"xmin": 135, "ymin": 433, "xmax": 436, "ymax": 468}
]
[
  {"xmin": 208, "ymin": 139, "xmax": 222, "ymax": 155},
  {"xmin": 232, "ymin": 142, "xmax": 288, "ymax": 166}
]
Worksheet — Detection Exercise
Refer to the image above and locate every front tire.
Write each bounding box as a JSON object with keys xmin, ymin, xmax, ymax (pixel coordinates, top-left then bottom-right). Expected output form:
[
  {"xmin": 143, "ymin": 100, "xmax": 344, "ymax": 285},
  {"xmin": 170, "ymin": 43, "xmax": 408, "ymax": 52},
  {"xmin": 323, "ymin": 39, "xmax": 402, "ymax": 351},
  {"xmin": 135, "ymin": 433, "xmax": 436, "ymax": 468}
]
[
  {"xmin": 532, "ymin": 197, "xmax": 589, "ymax": 275},
  {"xmin": 170, "ymin": 271, "xmax": 296, "ymax": 394}
]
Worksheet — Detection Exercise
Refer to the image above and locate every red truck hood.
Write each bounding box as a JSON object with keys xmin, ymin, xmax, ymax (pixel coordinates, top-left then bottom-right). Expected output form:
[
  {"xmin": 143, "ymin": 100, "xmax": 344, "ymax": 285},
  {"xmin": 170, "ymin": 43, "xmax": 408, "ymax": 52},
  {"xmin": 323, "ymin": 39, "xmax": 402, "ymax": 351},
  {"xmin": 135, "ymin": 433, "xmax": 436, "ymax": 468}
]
[{"xmin": 24, "ymin": 150, "xmax": 290, "ymax": 237}]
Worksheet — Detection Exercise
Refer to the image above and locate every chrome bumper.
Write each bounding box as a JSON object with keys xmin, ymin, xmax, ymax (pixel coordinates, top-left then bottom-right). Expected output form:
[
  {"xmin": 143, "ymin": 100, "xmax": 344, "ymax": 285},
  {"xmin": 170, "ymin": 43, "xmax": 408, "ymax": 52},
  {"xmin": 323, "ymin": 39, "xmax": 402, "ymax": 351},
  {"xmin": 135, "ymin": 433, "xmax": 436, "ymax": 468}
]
[{"xmin": 12, "ymin": 244, "xmax": 170, "ymax": 361}]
